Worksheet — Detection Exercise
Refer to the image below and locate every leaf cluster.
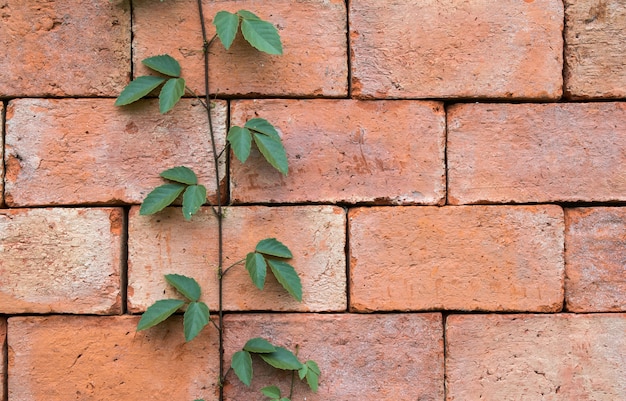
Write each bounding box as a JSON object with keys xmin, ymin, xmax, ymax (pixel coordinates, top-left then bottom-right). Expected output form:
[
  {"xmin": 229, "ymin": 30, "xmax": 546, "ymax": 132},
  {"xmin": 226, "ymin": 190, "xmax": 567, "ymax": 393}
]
[
  {"xmin": 214, "ymin": 10, "xmax": 283, "ymax": 55},
  {"xmin": 246, "ymin": 238, "xmax": 302, "ymax": 301},
  {"xmin": 228, "ymin": 118, "xmax": 288, "ymax": 175}
]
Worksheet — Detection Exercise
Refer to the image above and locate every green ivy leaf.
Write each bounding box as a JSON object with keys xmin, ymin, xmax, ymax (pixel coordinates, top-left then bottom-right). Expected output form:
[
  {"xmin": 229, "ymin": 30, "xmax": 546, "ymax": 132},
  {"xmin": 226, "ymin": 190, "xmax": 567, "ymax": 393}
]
[
  {"xmin": 239, "ymin": 15, "xmax": 283, "ymax": 55},
  {"xmin": 253, "ymin": 133, "xmax": 288, "ymax": 175},
  {"xmin": 142, "ymin": 54, "xmax": 181, "ymax": 77},
  {"xmin": 245, "ymin": 118, "xmax": 281, "ymax": 141},
  {"xmin": 261, "ymin": 385, "xmax": 281, "ymax": 399},
  {"xmin": 232, "ymin": 350, "xmax": 253, "ymax": 386},
  {"xmin": 115, "ymin": 75, "xmax": 165, "ymax": 106},
  {"xmin": 267, "ymin": 259, "xmax": 302, "ymax": 301},
  {"xmin": 183, "ymin": 301, "xmax": 210, "ymax": 342},
  {"xmin": 214, "ymin": 10, "xmax": 240, "ymax": 50},
  {"xmin": 164, "ymin": 274, "xmax": 201, "ymax": 302},
  {"xmin": 245, "ymin": 252, "xmax": 267, "ymax": 290},
  {"xmin": 160, "ymin": 166, "xmax": 198, "ymax": 185},
  {"xmin": 303, "ymin": 360, "xmax": 320, "ymax": 392},
  {"xmin": 137, "ymin": 299, "xmax": 185, "ymax": 331},
  {"xmin": 182, "ymin": 185, "xmax": 206, "ymax": 221},
  {"xmin": 255, "ymin": 238, "xmax": 293, "ymax": 259},
  {"xmin": 243, "ymin": 337, "xmax": 276, "ymax": 354},
  {"xmin": 139, "ymin": 183, "xmax": 186, "ymax": 215},
  {"xmin": 227, "ymin": 126, "xmax": 252, "ymax": 163},
  {"xmin": 259, "ymin": 347, "xmax": 303, "ymax": 371},
  {"xmin": 236, "ymin": 10, "xmax": 261, "ymax": 20},
  {"xmin": 159, "ymin": 77, "xmax": 185, "ymax": 113}
]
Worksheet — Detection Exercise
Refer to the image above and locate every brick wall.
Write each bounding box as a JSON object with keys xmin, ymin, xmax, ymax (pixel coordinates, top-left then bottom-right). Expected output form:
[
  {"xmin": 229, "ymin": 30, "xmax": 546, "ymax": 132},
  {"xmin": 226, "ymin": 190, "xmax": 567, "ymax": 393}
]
[{"xmin": 1, "ymin": 1, "xmax": 625, "ymax": 400}]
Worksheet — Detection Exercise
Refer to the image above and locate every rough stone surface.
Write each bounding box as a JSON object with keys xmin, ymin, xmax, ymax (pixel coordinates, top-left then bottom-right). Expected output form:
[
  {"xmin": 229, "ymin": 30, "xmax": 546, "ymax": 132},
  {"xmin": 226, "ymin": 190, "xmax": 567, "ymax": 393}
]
[
  {"xmin": 350, "ymin": 0, "xmax": 563, "ymax": 99},
  {"xmin": 128, "ymin": 205, "xmax": 346, "ymax": 312},
  {"xmin": 224, "ymin": 313, "xmax": 444, "ymax": 400},
  {"xmin": 565, "ymin": 207, "xmax": 626, "ymax": 312},
  {"xmin": 230, "ymin": 99, "xmax": 446, "ymax": 205},
  {"xmin": 446, "ymin": 313, "xmax": 626, "ymax": 400},
  {"xmin": 448, "ymin": 103, "xmax": 626, "ymax": 204},
  {"xmin": 133, "ymin": 0, "xmax": 347, "ymax": 97},
  {"xmin": 0, "ymin": 208, "xmax": 124, "ymax": 314},
  {"xmin": 5, "ymin": 98, "xmax": 226, "ymax": 206},
  {"xmin": 564, "ymin": 0, "xmax": 626, "ymax": 98},
  {"xmin": 7, "ymin": 315, "xmax": 218, "ymax": 401},
  {"xmin": 0, "ymin": 1, "xmax": 130, "ymax": 97},
  {"xmin": 1, "ymin": 318, "xmax": 5, "ymax": 401},
  {"xmin": 349, "ymin": 206, "xmax": 564, "ymax": 312}
]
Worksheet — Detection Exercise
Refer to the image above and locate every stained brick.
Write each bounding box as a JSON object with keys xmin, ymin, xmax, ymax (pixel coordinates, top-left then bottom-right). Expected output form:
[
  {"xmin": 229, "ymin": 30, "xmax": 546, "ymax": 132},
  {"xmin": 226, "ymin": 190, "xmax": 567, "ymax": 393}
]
[
  {"xmin": 7, "ymin": 315, "xmax": 218, "ymax": 401},
  {"xmin": 133, "ymin": 0, "xmax": 347, "ymax": 97},
  {"xmin": 0, "ymin": 208, "xmax": 123, "ymax": 314},
  {"xmin": 446, "ymin": 314, "xmax": 626, "ymax": 400},
  {"xmin": 128, "ymin": 205, "xmax": 346, "ymax": 312},
  {"xmin": 448, "ymin": 103, "xmax": 626, "ymax": 204},
  {"xmin": 0, "ymin": 1, "xmax": 130, "ymax": 97},
  {"xmin": 1, "ymin": 318, "xmax": 5, "ymax": 401},
  {"xmin": 350, "ymin": 0, "xmax": 563, "ymax": 99},
  {"xmin": 349, "ymin": 206, "xmax": 564, "ymax": 312},
  {"xmin": 565, "ymin": 207, "xmax": 626, "ymax": 312},
  {"xmin": 224, "ymin": 313, "xmax": 443, "ymax": 400},
  {"xmin": 231, "ymin": 99, "xmax": 446, "ymax": 204},
  {"xmin": 564, "ymin": 0, "xmax": 626, "ymax": 98},
  {"xmin": 4, "ymin": 98, "xmax": 226, "ymax": 206}
]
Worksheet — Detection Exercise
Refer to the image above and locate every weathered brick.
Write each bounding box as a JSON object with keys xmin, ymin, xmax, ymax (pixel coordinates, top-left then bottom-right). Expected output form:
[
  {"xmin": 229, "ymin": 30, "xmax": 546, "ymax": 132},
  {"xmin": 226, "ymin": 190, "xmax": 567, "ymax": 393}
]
[
  {"xmin": 564, "ymin": 0, "xmax": 626, "ymax": 98},
  {"xmin": 446, "ymin": 313, "xmax": 626, "ymax": 400},
  {"xmin": 7, "ymin": 315, "xmax": 218, "ymax": 401},
  {"xmin": 0, "ymin": 1, "xmax": 130, "ymax": 97},
  {"xmin": 128, "ymin": 205, "xmax": 346, "ymax": 312},
  {"xmin": 231, "ymin": 99, "xmax": 446, "ymax": 204},
  {"xmin": 349, "ymin": 206, "xmax": 564, "ymax": 312},
  {"xmin": 5, "ymin": 98, "xmax": 226, "ymax": 206},
  {"xmin": 224, "ymin": 313, "xmax": 443, "ymax": 400},
  {"xmin": 133, "ymin": 0, "xmax": 347, "ymax": 97},
  {"xmin": 1, "ymin": 318, "xmax": 5, "ymax": 401},
  {"xmin": 350, "ymin": 0, "xmax": 563, "ymax": 99},
  {"xmin": 565, "ymin": 207, "xmax": 626, "ymax": 312},
  {"xmin": 0, "ymin": 208, "xmax": 123, "ymax": 314},
  {"xmin": 448, "ymin": 103, "xmax": 626, "ymax": 204}
]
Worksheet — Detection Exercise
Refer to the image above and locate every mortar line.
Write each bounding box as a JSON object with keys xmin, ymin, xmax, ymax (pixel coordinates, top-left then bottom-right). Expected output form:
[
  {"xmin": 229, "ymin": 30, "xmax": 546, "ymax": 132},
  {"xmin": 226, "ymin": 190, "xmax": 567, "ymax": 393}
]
[
  {"xmin": 120, "ymin": 206, "xmax": 130, "ymax": 315},
  {"xmin": 344, "ymin": 206, "xmax": 351, "ymax": 312},
  {"xmin": 345, "ymin": 0, "xmax": 353, "ymax": 99},
  {"xmin": 443, "ymin": 102, "xmax": 450, "ymax": 206}
]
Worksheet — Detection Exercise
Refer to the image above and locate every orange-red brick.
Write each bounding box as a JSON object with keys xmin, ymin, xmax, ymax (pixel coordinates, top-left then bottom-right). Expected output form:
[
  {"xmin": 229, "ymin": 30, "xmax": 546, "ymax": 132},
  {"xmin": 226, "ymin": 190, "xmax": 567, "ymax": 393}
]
[
  {"xmin": 565, "ymin": 207, "xmax": 626, "ymax": 312},
  {"xmin": 133, "ymin": 0, "xmax": 347, "ymax": 97},
  {"xmin": 350, "ymin": 0, "xmax": 563, "ymax": 99},
  {"xmin": 448, "ymin": 103, "xmax": 626, "ymax": 204},
  {"xmin": 128, "ymin": 205, "xmax": 346, "ymax": 312},
  {"xmin": 446, "ymin": 314, "xmax": 626, "ymax": 400},
  {"xmin": 1, "ymin": 318, "xmax": 5, "ymax": 401},
  {"xmin": 5, "ymin": 99, "xmax": 226, "ymax": 206},
  {"xmin": 7, "ymin": 315, "xmax": 218, "ymax": 401},
  {"xmin": 224, "ymin": 313, "xmax": 443, "ymax": 400},
  {"xmin": 0, "ymin": 1, "xmax": 130, "ymax": 97},
  {"xmin": 0, "ymin": 208, "xmax": 123, "ymax": 314},
  {"xmin": 349, "ymin": 206, "xmax": 564, "ymax": 312},
  {"xmin": 231, "ymin": 99, "xmax": 446, "ymax": 204}
]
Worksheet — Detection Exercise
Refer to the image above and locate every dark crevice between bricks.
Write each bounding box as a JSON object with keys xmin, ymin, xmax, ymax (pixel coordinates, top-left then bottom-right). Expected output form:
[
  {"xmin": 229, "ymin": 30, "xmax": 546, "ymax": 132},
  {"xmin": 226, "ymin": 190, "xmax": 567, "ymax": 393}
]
[
  {"xmin": 343, "ymin": 206, "xmax": 350, "ymax": 312},
  {"xmin": 443, "ymin": 102, "xmax": 450, "ymax": 206},
  {"xmin": 345, "ymin": 0, "xmax": 353, "ymax": 99},
  {"xmin": 561, "ymin": 0, "xmax": 570, "ymax": 100},
  {"xmin": 442, "ymin": 312, "xmax": 450, "ymax": 401},
  {"xmin": 1, "ymin": 100, "xmax": 6, "ymax": 209},
  {"xmin": 129, "ymin": 0, "xmax": 135, "ymax": 82},
  {"xmin": 120, "ymin": 206, "xmax": 130, "ymax": 315}
]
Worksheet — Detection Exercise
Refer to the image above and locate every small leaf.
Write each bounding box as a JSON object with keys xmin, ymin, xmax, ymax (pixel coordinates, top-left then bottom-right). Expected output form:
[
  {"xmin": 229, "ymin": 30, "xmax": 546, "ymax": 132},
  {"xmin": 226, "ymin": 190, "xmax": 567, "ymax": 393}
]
[
  {"xmin": 139, "ymin": 183, "xmax": 186, "ymax": 215},
  {"xmin": 142, "ymin": 54, "xmax": 181, "ymax": 77},
  {"xmin": 253, "ymin": 133, "xmax": 288, "ymax": 175},
  {"xmin": 267, "ymin": 259, "xmax": 302, "ymax": 301},
  {"xmin": 160, "ymin": 166, "xmax": 198, "ymax": 185},
  {"xmin": 298, "ymin": 364, "xmax": 307, "ymax": 380},
  {"xmin": 236, "ymin": 10, "xmax": 261, "ymax": 20},
  {"xmin": 213, "ymin": 11, "xmax": 240, "ymax": 50},
  {"xmin": 137, "ymin": 299, "xmax": 185, "ymax": 331},
  {"xmin": 245, "ymin": 252, "xmax": 267, "ymax": 290},
  {"xmin": 232, "ymin": 350, "xmax": 253, "ymax": 386},
  {"xmin": 243, "ymin": 337, "xmax": 276, "ymax": 354},
  {"xmin": 165, "ymin": 274, "xmax": 201, "ymax": 302},
  {"xmin": 304, "ymin": 360, "xmax": 320, "ymax": 392},
  {"xmin": 159, "ymin": 77, "xmax": 185, "ymax": 113},
  {"xmin": 259, "ymin": 347, "xmax": 303, "ymax": 371},
  {"xmin": 182, "ymin": 185, "xmax": 206, "ymax": 221},
  {"xmin": 255, "ymin": 238, "xmax": 293, "ymax": 259},
  {"xmin": 245, "ymin": 118, "xmax": 281, "ymax": 141},
  {"xmin": 261, "ymin": 385, "xmax": 281, "ymax": 399},
  {"xmin": 183, "ymin": 301, "xmax": 210, "ymax": 342},
  {"xmin": 227, "ymin": 126, "xmax": 252, "ymax": 163},
  {"xmin": 240, "ymin": 16, "xmax": 283, "ymax": 55},
  {"xmin": 115, "ymin": 75, "xmax": 166, "ymax": 106}
]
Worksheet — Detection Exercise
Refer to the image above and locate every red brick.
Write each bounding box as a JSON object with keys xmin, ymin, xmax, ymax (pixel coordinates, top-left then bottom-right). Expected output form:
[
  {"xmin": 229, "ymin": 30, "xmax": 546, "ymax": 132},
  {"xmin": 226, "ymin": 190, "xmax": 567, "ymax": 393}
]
[
  {"xmin": 446, "ymin": 313, "xmax": 626, "ymax": 400},
  {"xmin": 128, "ymin": 205, "xmax": 346, "ymax": 312},
  {"xmin": 565, "ymin": 207, "xmax": 626, "ymax": 312},
  {"xmin": 133, "ymin": 0, "xmax": 347, "ymax": 97},
  {"xmin": 448, "ymin": 103, "xmax": 626, "ymax": 204},
  {"xmin": 0, "ymin": 208, "xmax": 123, "ymax": 314},
  {"xmin": 1, "ymin": 318, "xmax": 5, "ymax": 401},
  {"xmin": 0, "ymin": 1, "xmax": 130, "ymax": 97},
  {"xmin": 230, "ymin": 99, "xmax": 446, "ymax": 205},
  {"xmin": 7, "ymin": 315, "xmax": 219, "ymax": 401},
  {"xmin": 223, "ymin": 313, "xmax": 443, "ymax": 400},
  {"xmin": 349, "ymin": 206, "xmax": 564, "ymax": 312},
  {"xmin": 564, "ymin": 0, "xmax": 626, "ymax": 99},
  {"xmin": 350, "ymin": 0, "xmax": 563, "ymax": 99},
  {"xmin": 4, "ymin": 98, "xmax": 226, "ymax": 206}
]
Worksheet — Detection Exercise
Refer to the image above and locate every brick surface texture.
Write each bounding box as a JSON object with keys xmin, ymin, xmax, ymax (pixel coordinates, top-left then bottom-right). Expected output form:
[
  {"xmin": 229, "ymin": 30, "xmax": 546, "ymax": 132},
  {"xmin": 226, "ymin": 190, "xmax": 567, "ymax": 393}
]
[{"xmin": 2, "ymin": 0, "xmax": 626, "ymax": 400}]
